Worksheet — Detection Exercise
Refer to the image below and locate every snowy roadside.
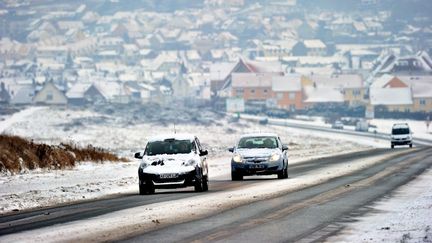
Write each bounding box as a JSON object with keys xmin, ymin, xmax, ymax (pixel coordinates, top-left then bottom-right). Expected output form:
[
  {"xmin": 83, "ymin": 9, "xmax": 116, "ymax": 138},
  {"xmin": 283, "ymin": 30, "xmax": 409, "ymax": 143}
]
[
  {"xmin": 0, "ymin": 107, "xmax": 370, "ymax": 213},
  {"xmin": 0, "ymin": 150, "xmax": 409, "ymax": 243},
  {"xmin": 327, "ymin": 168, "xmax": 432, "ymax": 243},
  {"xmin": 0, "ymin": 107, "xmax": 45, "ymax": 134},
  {"xmin": 240, "ymin": 114, "xmax": 432, "ymax": 144},
  {"xmin": 369, "ymin": 118, "xmax": 432, "ymax": 141}
]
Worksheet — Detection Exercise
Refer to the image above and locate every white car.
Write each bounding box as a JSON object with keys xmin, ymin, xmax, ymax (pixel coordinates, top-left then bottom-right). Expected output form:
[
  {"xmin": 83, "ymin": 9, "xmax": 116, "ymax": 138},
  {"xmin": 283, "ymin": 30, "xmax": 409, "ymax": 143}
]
[
  {"xmin": 390, "ymin": 123, "xmax": 413, "ymax": 148},
  {"xmin": 134, "ymin": 134, "xmax": 209, "ymax": 194},
  {"xmin": 332, "ymin": 120, "xmax": 344, "ymax": 129}
]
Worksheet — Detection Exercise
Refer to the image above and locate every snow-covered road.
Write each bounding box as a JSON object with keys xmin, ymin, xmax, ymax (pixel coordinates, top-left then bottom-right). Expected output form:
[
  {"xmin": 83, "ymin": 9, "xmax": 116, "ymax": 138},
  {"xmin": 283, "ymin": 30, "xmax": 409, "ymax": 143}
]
[
  {"xmin": 0, "ymin": 107, "xmax": 370, "ymax": 213},
  {"xmin": 1, "ymin": 148, "xmax": 417, "ymax": 242}
]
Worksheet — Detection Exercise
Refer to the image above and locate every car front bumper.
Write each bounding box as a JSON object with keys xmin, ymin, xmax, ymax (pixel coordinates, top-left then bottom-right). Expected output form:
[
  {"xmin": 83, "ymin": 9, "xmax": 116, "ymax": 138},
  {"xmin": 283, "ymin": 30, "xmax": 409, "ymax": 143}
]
[
  {"xmin": 138, "ymin": 169, "xmax": 200, "ymax": 189},
  {"xmin": 391, "ymin": 140, "xmax": 412, "ymax": 145},
  {"xmin": 231, "ymin": 160, "xmax": 284, "ymax": 176}
]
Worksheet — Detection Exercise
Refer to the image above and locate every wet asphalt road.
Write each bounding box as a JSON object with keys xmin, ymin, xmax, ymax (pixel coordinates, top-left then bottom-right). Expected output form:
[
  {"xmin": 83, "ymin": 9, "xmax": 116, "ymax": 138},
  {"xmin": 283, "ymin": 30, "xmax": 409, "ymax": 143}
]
[
  {"xmin": 0, "ymin": 148, "xmax": 396, "ymax": 236},
  {"xmin": 123, "ymin": 147, "xmax": 432, "ymax": 243}
]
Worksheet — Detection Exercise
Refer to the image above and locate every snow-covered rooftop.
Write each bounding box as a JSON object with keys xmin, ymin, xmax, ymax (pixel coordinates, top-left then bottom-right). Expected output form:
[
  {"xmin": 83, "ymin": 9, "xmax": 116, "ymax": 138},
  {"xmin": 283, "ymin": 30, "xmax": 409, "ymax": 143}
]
[
  {"xmin": 399, "ymin": 75, "xmax": 432, "ymax": 98},
  {"xmin": 304, "ymin": 86, "xmax": 344, "ymax": 103},
  {"xmin": 209, "ymin": 62, "xmax": 237, "ymax": 81},
  {"xmin": 65, "ymin": 82, "xmax": 92, "ymax": 98},
  {"xmin": 231, "ymin": 73, "xmax": 273, "ymax": 88},
  {"xmin": 271, "ymin": 74, "xmax": 302, "ymax": 92},
  {"xmin": 303, "ymin": 39, "xmax": 326, "ymax": 49},
  {"xmin": 370, "ymin": 87, "xmax": 413, "ymax": 105},
  {"xmin": 309, "ymin": 74, "xmax": 363, "ymax": 89},
  {"xmin": 370, "ymin": 74, "xmax": 396, "ymax": 88}
]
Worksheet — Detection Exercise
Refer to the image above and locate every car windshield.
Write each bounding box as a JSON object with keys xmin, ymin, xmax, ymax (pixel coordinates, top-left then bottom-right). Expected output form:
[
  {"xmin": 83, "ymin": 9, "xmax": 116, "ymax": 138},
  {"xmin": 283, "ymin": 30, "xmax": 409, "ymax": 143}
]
[
  {"xmin": 238, "ymin": 136, "xmax": 278, "ymax": 149},
  {"xmin": 145, "ymin": 139, "xmax": 194, "ymax": 155},
  {"xmin": 392, "ymin": 128, "xmax": 410, "ymax": 135}
]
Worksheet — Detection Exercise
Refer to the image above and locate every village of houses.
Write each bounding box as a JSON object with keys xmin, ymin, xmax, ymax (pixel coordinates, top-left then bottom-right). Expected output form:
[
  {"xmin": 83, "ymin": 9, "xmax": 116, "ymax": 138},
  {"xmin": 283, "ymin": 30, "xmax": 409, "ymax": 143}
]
[{"xmin": 0, "ymin": 0, "xmax": 431, "ymax": 120}]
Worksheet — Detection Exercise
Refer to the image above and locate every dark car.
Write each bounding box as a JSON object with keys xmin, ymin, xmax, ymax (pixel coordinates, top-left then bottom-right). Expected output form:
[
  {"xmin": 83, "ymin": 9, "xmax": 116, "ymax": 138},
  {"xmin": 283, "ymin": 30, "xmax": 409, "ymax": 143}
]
[
  {"xmin": 134, "ymin": 134, "xmax": 209, "ymax": 194},
  {"xmin": 229, "ymin": 133, "xmax": 288, "ymax": 180}
]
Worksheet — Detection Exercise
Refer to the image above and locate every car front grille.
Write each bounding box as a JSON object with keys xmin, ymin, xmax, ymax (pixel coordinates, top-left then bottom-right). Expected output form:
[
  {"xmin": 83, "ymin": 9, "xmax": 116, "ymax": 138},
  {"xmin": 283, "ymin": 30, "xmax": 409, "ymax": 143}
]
[{"xmin": 243, "ymin": 157, "xmax": 268, "ymax": 163}]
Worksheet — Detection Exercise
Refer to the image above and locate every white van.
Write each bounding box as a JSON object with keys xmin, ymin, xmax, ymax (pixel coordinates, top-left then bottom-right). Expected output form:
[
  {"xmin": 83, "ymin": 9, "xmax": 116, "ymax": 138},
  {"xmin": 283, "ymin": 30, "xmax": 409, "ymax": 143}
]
[{"xmin": 390, "ymin": 123, "xmax": 413, "ymax": 148}]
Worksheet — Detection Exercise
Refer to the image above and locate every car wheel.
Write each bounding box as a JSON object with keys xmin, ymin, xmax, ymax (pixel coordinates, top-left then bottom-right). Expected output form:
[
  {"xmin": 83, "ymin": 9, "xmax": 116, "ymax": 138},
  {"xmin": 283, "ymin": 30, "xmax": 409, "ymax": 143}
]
[
  {"xmin": 139, "ymin": 183, "xmax": 154, "ymax": 195},
  {"xmin": 195, "ymin": 175, "xmax": 204, "ymax": 192},
  {"xmin": 409, "ymin": 144, "xmax": 413, "ymax": 148},
  {"xmin": 231, "ymin": 171, "xmax": 243, "ymax": 181},
  {"xmin": 277, "ymin": 169, "xmax": 284, "ymax": 179},
  {"xmin": 278, "ymin": 165, "xmax": 288, "ymax": 179},
  {"xmin": 202, "ymin": 175, "xmax": 209, "ymax": 192},
  {"xmin": 391, "ymin": 144, "xmax": 394, "ymax": 149}
]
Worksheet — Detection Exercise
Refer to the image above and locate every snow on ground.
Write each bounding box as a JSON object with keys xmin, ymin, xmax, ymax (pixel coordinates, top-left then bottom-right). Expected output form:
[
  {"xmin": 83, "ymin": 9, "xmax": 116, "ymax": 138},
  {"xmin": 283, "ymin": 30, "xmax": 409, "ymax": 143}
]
[
  {"xmin": 241, "ymin": 114, "xmax": 391, "ymax": 148},
  {"xmin": 327, "ymin": 168, "xmax": 432, "ymax": 243},
  {"xmin": 272, "ymin": 114, "xmax": 431, "ymax": 141},
  {"xmin": 1, "ymin": 107, "xmax": 430, "ymax": 242},
  {"xmin": 0, "ymin": 150, "xmax": 409, "ymax": 243},
  {"xmin": 0, "ymin": 107, "xmax": 45, "ymax": 133},
  {"xmin": 0, "ymin": 161, "xmax": 137, "ymax": 212},
  {"xmin": 0, "ymin": 106, "xmax": 370, "ymax": 213}
]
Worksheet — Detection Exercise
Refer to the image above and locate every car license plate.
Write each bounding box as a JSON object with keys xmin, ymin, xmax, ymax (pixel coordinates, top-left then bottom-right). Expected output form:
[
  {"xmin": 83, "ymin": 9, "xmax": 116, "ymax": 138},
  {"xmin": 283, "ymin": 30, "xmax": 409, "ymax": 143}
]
[
  {"xmin": 250, "ymin": 164, "xmax": 265, "ymax": 169},
  {"xmin": 160, "ymin": 173, "xmax": 178, "ymax": 179}
]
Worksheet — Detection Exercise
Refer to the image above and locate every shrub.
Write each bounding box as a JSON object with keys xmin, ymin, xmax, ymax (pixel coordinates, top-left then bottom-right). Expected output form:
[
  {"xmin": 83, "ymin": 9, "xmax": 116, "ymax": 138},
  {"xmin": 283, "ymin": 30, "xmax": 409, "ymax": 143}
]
[{"xmin": 0, "ymin": 134, "xmax": 126, "ymax": 174}]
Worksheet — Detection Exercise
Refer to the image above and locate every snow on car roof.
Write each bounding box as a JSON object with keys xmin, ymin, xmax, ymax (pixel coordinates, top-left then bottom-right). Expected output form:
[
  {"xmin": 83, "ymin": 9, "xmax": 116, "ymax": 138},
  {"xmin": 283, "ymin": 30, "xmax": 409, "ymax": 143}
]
[
  {"xmin": 240, "ymin": 133, "xmax": 279, "ymax": 138},
  {"xmin": 392, "ymin": 123, "xmax": 409, "ymax": 128},
  {"xmin": 147, "ymin": 133, "xmax": 196, "ymax": 142}
]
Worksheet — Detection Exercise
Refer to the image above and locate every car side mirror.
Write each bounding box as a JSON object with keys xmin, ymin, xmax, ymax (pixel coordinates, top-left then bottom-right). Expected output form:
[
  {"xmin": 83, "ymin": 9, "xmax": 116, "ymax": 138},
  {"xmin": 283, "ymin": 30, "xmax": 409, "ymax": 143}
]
[
  {"xmin": 134, "ymin": 152, "xmax": 143, "ymax": 159},
  {"xmin": 282, "ymin": 145, "xmax": 288, "ymax": 151},
  {"xmin": 200, "ymin": 150, "xmax": 208, "ymax": 156},
  {"xmin": 228, "ymin": 147, "xmax": 234, "ymax": 153}
]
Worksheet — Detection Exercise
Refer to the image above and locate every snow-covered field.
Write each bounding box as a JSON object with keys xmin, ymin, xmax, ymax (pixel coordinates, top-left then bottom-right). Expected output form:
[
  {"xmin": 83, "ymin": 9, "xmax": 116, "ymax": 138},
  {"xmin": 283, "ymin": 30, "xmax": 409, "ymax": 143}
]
[{"xmin": 0, "ymin": 106, "xmax": 368, "ymax": 213}]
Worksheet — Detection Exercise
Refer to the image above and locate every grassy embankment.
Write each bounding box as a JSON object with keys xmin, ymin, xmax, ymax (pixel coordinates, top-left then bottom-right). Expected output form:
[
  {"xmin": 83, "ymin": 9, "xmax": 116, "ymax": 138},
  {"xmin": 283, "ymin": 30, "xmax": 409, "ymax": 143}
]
[{"xmin": 0, "ymin": 134, "xmax": 127, "ymax": 173}]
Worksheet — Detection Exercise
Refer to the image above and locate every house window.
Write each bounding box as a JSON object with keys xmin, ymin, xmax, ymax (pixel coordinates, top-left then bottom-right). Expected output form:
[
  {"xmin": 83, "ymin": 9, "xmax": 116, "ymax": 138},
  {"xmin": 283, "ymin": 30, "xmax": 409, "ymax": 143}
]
[
  {"xmin": 263, "ymin": 89, "xmax": 268, "ymax": 93},
  {"xmin": 353, "ymin": 89, "xmax": 361, "ymax": 96},
  {"xmin": 236, "ymin": 88, "xmax": 244, "ymax": 96},
  {"xmin": 289, "ymin": 92, "xmax": 296, "ymax": 100},
  {"xmin": 420, "ymin": 99, "xmax": 426, "ymax": 105},
  {"xmin": 46, "ymin": 92, "xmax": 53, "ymax": 101},
  {"xmin": 276, "ymin": 93, "xmax": 283, "ymax": 100},
  {"xmin": 250, "ymin": 89, "xmax": 255, "ymax": 94}
]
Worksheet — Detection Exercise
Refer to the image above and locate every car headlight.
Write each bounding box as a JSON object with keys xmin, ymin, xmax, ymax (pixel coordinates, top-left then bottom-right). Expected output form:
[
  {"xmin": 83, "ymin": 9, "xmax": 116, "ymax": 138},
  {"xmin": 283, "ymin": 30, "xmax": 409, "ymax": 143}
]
[
  {"xmin": 232, "ymin": 154, "xmax": 243, "ymax": 163},
  {"xmin": 269, "ymin": 153, "xmax": 281, "ymax": 162},
  {"xmin": 183, "ymin": 159, "xmax": 197, "ymax": 167},
  {"xmin": 140, "ymin": 162, "xmax": 148, "ymax": 170}
]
